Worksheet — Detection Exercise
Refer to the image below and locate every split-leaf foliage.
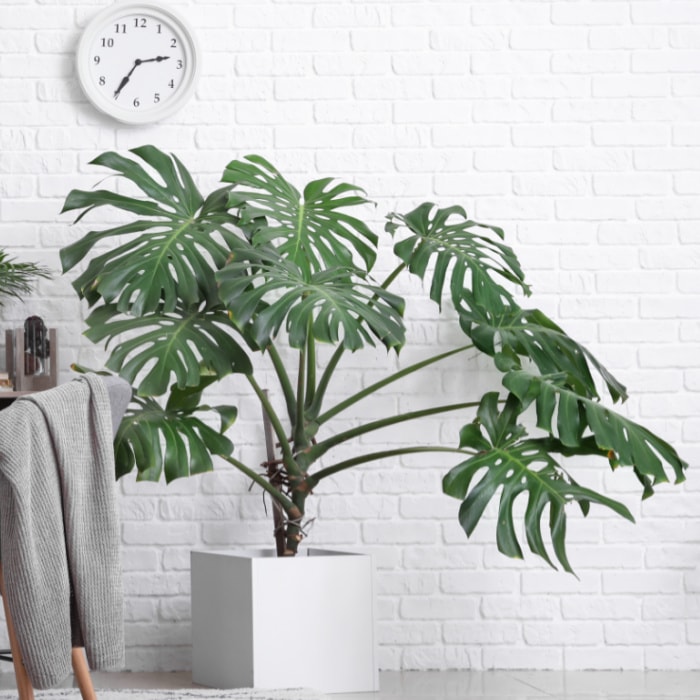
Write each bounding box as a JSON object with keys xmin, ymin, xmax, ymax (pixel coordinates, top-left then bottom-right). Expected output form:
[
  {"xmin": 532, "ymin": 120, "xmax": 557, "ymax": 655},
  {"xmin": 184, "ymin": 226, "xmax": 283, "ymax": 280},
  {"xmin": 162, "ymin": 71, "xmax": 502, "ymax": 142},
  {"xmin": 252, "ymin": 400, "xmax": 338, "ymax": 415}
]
[{"xmin": 60, "ymin": 147, "xmax": 687, "ymax": 571}]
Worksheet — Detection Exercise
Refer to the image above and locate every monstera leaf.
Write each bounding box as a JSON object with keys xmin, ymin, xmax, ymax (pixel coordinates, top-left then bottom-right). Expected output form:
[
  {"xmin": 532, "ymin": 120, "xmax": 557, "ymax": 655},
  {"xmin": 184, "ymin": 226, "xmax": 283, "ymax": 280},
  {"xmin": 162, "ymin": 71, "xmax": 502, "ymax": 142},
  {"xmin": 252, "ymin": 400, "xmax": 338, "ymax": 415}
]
[
  {"xmin": 503, "ymin": 370, "xmax": 688, "ymax": 494},
  {"xmin": 443, "ymin": 393, "xmax": 635, "ymax": 572},
  {"xmin": 458, "ymin": 283, "xmax": 627, "ymax": 404},
  {"xmin": 60, "ymin": 146, "xmax": 239, "ymax": 314},
  {"xmin": 115, "ymin": 388, "xmax": 237, "ymax": 483},
  {"xmin": 222, "ymin": 155, "xmax": 377, "ymax": 278},
  {"xmin": 216, "ymin": 243, "xmax": 405, "ymax": 352},
  {"xmin": 386, "ymin": 203, "xmax": 530, "ymax": 309},
  {"xmin": 83, "ymin": 303, "xmax": 252, "ymax": 396}
]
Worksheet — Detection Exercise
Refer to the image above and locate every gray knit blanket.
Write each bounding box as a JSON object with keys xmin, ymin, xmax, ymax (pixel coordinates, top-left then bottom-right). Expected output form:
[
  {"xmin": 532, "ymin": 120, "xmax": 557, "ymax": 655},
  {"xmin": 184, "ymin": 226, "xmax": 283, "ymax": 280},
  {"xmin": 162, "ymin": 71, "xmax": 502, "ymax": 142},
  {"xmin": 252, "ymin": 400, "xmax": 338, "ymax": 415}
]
[{"xmin": 0, "ymin": 374, "xmax": 125, "ymax": 688}]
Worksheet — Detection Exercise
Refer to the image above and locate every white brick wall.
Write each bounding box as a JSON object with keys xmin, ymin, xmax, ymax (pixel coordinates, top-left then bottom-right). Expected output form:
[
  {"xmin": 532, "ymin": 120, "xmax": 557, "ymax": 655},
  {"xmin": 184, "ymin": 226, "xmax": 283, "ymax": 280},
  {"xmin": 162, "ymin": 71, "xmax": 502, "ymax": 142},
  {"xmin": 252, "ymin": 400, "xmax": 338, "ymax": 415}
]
[{"xmin": 0, "ymin": 0, "xmax": 698, "ymax": 674}]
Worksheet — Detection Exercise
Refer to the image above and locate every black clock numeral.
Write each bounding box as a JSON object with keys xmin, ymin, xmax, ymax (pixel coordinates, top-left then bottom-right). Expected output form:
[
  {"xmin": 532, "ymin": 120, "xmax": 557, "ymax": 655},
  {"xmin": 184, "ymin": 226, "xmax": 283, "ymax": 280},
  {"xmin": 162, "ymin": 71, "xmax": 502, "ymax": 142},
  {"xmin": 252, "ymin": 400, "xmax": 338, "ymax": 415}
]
[
  {"xmin": 101, "ymin": 37, "xmax": 114, "ymax": 48},
  {"xmin": 99, "ymin": 76, "xmax": 106, "ymax": 86},
  {"xmin": 156, "ymin": 23, "xmax": 162, "ymax": 34},
  {"xmin": 93, "ymin": 55, "xmax": 101, "ymax": 64},
  {"xmin": 170, "ymin": 38, "xmax": 177, "ymax": 48},
  {"xmin": 154, "ymin": 93, "xmax": 161, "ymax": 103},
  {"xmin": 176, "ymin": 59, "xmax": 183, "ymax": 70},
  {"xmin": 134, "ymin": 17, "xmax": 147, "ymax": 28},
  {"xmin": 133, "ymin": 97, "xmax": 141, "ymax": 108},
  {"xmin": 168, "ymin": 79, "xmax": 175, "ymax": 89},
  {"xmin": 114, "ymin": 23, "xmax": 126, "ymax": 33}
]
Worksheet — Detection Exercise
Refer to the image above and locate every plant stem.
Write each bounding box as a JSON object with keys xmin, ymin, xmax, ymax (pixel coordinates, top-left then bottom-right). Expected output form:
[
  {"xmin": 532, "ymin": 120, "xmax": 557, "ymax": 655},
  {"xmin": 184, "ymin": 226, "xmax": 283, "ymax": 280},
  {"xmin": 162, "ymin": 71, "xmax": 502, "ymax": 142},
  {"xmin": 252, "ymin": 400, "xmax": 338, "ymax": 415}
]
[
  {"xmin": 267, "ymin": 342, "xmax": 297, "ymax": 426},
  {"xmin": 307, "ymin": 401, "xmax": 481, "ymax": 462},
  {"xmin": 316, "ymin": 344, "xmax": 474, "ymax": 425},
  {"xmin": 219, "ymin": 453, "xmax": 300, "ymax": 518},
  {"xmin": 262, "ymin": 390, "xmax": 287, "ymax": 557},
  {"xmin": 379, "ymin": 261, "xmax": 406, "ymax": 291},
  {"xmin": 247, "ymin": 374, "xmax": 302, "ymax": 476},
  {"xmin": 305, "ymin": 333, "xmax": 316, "ymax": 411},
  {"xmin": 294, "ymin": 343, "xmax": 307, "ymax": 447},
  {"xmin": 309, "ymin": 446, "xmax": 475, "ymax": 484},
  {"xmin": 307, "ymin": 343, "xmax": 345, "ymax": 419}
]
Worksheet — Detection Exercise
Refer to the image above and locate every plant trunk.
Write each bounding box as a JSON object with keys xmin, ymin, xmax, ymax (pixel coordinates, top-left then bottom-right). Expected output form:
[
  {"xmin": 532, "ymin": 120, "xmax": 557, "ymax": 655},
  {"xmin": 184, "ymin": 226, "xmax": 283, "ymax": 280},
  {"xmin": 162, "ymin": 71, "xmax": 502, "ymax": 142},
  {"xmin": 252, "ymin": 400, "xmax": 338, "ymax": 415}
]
[{"xmin": 262, "ymin": 392, "xmax": 287, "ymax": 557}]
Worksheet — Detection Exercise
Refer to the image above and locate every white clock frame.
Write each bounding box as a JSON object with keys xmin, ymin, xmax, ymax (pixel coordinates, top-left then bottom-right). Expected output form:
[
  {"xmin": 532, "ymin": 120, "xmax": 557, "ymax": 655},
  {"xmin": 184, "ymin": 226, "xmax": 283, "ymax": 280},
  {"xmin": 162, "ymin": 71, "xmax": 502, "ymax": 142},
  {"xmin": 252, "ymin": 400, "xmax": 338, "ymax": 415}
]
[{"xmin": 76, "ymin": 1, "xmax": 200, "ymax": 125}]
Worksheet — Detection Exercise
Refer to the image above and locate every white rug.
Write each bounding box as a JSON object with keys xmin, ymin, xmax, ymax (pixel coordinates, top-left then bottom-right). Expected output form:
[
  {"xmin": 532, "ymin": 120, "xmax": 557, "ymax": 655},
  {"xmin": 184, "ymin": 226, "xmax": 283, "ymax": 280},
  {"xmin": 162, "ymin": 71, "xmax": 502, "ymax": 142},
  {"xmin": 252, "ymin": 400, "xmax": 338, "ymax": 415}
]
[{"xmin": 0, "ymin": 689, "xmax": 325, "ymax": 700}]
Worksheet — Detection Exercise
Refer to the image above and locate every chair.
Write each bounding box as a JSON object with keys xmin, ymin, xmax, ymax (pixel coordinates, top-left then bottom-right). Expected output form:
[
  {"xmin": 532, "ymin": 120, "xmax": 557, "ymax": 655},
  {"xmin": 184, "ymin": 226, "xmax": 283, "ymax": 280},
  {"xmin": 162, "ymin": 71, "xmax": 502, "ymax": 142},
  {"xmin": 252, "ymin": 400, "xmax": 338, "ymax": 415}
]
[{"xmin": 0, "ymin": 375, "xmax": 131, "ymax": 700}]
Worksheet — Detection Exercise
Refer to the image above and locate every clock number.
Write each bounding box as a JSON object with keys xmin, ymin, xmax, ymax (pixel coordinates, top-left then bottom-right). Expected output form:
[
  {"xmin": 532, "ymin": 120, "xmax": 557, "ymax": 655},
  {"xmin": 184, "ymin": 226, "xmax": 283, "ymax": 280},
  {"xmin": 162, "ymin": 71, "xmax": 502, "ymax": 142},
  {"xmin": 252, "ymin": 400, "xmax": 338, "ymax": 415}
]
[
  {"xmin": 176, "ymin": 59, "xmax": 183, "ymax": 70},
  {"xmin": 134, "ymin": 17, "xmax": 147, "ymax": 28},
  {"xmin": 101, "ymin": 37, "xmax": 114, "ymax": 48},
  {"xmin": 114, "ymin": 23, "xmax": 126, "ymax": 33},
  {"xmin": 154, "ymin": 93, "xmax": 161, "ymax": 103},
  {"xmin": 156, "ymin": 23, "xmax": 162, "ymax": 34},
  {"xmin": 99, "ymin": 76, "xmax": 106, "ymax": 86},
  {"xmin": 93, "ymin": 55, "xmax": 101, "ymax": 64},
  {"xmin": 133, "ymin": 97, "xmax": 140, "ymax": 108},
  {"xmin": 170, "ymin": 38, "xmax": 177, "ymax": 48},
  {"xmin": 168, "ymin": 79, "xmax": 175, "ymax": 89}
]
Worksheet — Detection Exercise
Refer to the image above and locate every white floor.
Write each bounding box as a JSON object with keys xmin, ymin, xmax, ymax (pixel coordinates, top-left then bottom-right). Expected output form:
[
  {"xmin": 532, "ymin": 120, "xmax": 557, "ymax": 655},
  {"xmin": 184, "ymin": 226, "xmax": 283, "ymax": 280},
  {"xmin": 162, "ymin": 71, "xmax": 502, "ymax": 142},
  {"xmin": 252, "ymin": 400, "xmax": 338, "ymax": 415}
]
[{"xmin": 1, "ymin": 670, "xmax": 700, "ymax": 698}]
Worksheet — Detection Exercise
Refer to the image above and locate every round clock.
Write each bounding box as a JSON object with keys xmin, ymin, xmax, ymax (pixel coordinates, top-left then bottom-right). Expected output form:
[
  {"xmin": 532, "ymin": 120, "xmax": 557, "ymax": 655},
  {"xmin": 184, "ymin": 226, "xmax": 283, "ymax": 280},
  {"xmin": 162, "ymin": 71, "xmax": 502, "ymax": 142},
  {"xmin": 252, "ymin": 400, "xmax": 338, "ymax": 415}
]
[{"xmin": 76, "ymin": 1, "xmax": 200, "ymax": 125}]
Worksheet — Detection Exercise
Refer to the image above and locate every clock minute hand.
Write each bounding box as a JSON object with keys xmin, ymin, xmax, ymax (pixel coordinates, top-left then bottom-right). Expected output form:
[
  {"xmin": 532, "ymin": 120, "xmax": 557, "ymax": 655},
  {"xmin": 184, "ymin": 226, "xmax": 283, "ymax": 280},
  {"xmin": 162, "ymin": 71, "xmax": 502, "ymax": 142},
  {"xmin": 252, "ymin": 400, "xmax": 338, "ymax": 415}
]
[{"xmin": 138, "ymin": 55, "xmax": 170, "ymax": 64}]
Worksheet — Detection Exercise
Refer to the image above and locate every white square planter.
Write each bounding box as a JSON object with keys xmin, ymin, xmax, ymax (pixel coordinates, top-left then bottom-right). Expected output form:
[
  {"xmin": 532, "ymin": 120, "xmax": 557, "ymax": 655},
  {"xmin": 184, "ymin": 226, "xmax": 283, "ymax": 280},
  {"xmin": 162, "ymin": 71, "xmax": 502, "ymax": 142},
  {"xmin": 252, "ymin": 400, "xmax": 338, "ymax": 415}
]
[{"xmin": 191, "ymin": 548, "xmax": 378, "ymax": 694}]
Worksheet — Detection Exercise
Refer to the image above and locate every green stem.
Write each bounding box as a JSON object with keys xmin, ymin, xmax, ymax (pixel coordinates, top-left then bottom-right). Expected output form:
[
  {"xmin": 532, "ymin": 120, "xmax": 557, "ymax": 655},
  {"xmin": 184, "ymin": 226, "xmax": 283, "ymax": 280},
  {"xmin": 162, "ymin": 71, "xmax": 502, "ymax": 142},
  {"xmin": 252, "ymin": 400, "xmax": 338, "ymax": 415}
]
[
  {"xmin": 379, "ymin": 261, "xmax": 406, "ymax": 291},
  {"xmin": 294, "ymin": 343, "xmax": 307, "ymax": 448},
  {"xmin": 247, "ymin": 374, "xmax": 301, "ymax": 475},
  {"xmin": 307, "ymin": 343, "xmax": 345, "ymax": 419},
  {"xmin": 310, "ymin": 446, "xmax": 475, "ymax": 485},
  {"xmin": 307, "ymin": 401, "xmax": 480, "ymax": 462},
  {"xmin": 219, "ymin": 453, "xmax": 299, "ymax": 517},
  {"xmin": 305, "ymin": 333, "xmax": 316, "ymax": 411},
  {"xmin": 316, "ymin": 344, "xmax": 474, "ymax": 425},
  {"xmin": 267, "ymin": 342, "xmax": 297, "ymax": 426}
]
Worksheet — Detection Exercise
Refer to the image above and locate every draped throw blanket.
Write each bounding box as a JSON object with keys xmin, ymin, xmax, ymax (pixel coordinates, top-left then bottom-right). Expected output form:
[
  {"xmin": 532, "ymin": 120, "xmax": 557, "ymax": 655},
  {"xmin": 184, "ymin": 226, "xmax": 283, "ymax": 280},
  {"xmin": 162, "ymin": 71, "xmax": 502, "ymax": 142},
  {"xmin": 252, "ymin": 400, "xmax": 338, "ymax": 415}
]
[{"xmin": 0, "ymin": 374, "xmax": 125, "ymax": 689}]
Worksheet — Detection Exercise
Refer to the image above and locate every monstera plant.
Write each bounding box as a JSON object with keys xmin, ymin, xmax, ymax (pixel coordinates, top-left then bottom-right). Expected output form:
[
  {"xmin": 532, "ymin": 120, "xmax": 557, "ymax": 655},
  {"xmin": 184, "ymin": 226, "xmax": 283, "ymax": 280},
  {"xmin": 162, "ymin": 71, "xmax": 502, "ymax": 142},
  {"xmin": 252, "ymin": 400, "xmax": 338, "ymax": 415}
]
[{"xmin": 59, "ymin": 146, "xmax": 686, "ymax": 572}]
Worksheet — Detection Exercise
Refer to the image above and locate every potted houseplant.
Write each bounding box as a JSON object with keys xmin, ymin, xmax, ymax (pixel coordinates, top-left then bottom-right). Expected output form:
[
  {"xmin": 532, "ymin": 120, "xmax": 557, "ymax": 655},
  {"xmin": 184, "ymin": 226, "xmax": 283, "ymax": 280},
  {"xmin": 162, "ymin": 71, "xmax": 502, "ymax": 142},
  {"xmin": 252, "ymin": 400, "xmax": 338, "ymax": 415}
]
[
  {"xmin": 59, "ymin": 146, "xmax": 686, "ymax": 691},
  {"xmin": 0, "ymin": 249, "xmax": 52, "ymax": 391}
]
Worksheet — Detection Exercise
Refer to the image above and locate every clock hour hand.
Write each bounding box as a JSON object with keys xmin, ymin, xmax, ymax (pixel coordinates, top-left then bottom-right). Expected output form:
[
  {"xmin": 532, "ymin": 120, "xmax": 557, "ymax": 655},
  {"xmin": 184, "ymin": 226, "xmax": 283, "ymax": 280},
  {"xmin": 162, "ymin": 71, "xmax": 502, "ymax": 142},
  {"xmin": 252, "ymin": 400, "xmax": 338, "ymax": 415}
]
[{"xmin": 113, "ymin": 57, "xmax": 170, "ymax": 99}]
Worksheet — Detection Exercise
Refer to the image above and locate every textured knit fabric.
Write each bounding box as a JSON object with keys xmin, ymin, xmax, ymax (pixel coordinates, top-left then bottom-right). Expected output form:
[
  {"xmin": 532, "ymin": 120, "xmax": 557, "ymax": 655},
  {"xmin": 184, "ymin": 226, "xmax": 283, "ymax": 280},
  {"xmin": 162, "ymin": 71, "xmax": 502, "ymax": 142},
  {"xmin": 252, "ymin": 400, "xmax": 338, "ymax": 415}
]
[{"xmin": 0, "ymin": 374, "xmax": 125, "ymax": 689}]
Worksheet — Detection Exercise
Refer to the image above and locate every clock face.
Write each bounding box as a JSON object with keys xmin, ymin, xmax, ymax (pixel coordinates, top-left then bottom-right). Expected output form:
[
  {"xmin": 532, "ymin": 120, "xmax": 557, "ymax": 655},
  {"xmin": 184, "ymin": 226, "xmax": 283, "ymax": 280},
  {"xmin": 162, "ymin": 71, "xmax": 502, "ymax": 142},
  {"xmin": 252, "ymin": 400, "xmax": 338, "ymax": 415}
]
[{"xmin": 77, "ymin": 3, "xmax": 199, "ymax": 124}]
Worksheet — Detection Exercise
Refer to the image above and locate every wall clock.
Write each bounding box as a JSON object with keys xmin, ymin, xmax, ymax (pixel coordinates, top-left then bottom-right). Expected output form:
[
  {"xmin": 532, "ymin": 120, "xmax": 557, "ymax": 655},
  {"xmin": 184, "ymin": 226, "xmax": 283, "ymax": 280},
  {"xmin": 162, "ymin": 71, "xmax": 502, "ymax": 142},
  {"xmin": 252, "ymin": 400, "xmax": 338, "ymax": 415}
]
[{"xmin": 76, "ymin": 1, "xmax": 200, "ymax": 125}]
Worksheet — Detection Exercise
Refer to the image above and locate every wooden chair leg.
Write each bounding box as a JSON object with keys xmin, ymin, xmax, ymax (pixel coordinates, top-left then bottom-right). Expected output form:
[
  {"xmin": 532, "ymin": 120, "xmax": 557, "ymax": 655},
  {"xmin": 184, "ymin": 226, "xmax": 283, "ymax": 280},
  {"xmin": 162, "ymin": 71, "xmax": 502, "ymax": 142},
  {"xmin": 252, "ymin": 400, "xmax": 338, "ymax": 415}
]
[
  {"xmin": 0, "ymin": 564, "xmax": 34, "ymax": 700},
  {"xmin": 71, "ymin": 647, "xmax": 96, "ymax": 700}
]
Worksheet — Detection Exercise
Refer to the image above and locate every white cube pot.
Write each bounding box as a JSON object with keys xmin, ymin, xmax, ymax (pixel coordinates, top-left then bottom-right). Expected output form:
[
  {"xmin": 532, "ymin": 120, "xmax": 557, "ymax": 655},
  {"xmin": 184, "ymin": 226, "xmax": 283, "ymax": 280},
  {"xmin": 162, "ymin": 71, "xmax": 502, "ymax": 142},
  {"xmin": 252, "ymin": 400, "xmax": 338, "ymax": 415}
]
[{"xmin": 191, "ymin": 548, "xmax": 378, "ymax": 694}]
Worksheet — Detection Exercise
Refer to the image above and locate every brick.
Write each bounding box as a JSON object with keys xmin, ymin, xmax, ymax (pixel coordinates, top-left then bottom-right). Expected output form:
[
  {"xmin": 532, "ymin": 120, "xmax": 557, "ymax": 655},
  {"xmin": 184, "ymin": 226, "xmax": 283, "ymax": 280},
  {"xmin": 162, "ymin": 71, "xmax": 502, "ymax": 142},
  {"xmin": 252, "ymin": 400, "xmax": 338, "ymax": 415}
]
[
  {"xmin": 552, "ymin": 2, "xmax": 629, "ymax": 25},
  {"xmin": 589, "ymin": 27, "xmax": 667, "ymax": 50},
  {"xmin": 632, "ymin": 2, "xmax": 700, "ymax": 24},
  {"xmin": 510, "ymin": 28, "xmax": 587, "ymax": 50}
]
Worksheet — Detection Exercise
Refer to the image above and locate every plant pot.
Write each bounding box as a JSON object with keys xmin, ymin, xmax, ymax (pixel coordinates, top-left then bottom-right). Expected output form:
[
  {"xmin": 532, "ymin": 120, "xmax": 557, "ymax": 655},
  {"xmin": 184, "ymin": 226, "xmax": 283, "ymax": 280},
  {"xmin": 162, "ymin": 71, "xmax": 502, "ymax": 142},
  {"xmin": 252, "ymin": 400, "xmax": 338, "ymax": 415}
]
[{"xmin": 190, "ymin": 548, "xmax": 378, "ymax": 694}]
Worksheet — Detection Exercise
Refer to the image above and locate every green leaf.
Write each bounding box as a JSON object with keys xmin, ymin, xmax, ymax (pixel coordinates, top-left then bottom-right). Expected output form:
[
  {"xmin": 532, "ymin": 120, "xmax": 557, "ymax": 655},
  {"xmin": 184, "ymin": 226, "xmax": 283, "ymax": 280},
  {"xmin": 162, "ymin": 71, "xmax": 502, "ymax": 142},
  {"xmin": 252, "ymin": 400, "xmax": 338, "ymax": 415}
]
[
  {"xmin": 83, "ymin": 303, "xmax": 253, "ymax": 396},
  {"xmin": 459, "ymin": 285, "xmax": 628, "ymax": 403},
  {"xmin": 222, "ymin": 155, "xmax": 377, "ymax": 277},
  {"xmin": 0, "ymin": 248, "xmax": 51, "ymax": 306},
  {"xmin": 60, "ymin": 146, "xmax": 240, "ymax": 314},
  {"xmin": 114, "ymin": 394, "xmax": 236, "ymax": 483},
  {"xmin": 216, "ymin": 243, "xmax": 405, "ymax": 352},
  {"xmin": 443, "ymin": 393, "xmax": 635, "ymax": 573},
  {"xmin": 503, "ymin": 370, "xmax": 688, "ymax": 491},
  {"xmin": 386, "ymin": 203, "xmax": 530, "ymax": 309}
]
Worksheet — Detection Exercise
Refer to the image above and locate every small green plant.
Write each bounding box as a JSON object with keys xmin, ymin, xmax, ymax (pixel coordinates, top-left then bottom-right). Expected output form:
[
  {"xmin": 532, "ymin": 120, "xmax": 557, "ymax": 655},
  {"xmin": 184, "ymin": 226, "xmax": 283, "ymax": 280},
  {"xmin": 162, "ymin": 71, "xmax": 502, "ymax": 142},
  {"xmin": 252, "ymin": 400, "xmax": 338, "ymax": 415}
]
[
  {"xmin": 0, "ymin": 249, "xmax": 51, "ymax": 307},
  {"xmin": 60, "ymin": 146, "xmax": 686, "ymax": 571}
]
